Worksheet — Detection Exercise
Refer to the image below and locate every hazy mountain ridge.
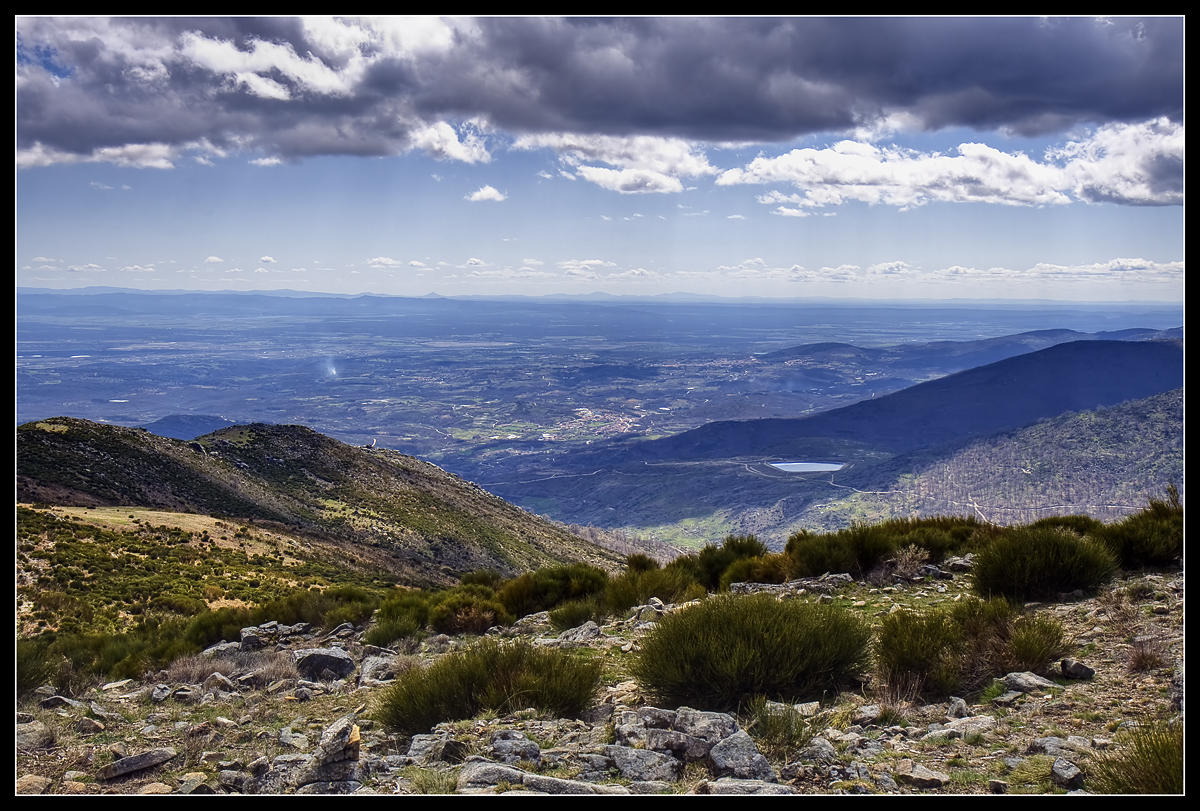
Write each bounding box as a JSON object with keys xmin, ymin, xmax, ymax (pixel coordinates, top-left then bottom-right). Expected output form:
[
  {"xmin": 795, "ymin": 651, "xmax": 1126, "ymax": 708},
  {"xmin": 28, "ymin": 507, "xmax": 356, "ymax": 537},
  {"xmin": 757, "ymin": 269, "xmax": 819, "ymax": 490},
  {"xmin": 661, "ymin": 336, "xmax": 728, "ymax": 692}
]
[{"xmin": 17, "ymin": 418, "xmax": 622, "ymax": 586}]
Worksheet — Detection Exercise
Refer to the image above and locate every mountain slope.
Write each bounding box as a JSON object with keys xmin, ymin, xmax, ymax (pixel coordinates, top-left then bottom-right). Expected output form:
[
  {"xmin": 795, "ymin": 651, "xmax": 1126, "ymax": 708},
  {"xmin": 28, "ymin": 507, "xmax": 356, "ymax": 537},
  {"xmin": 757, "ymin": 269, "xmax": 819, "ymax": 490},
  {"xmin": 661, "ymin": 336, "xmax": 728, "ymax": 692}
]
[
  {"xmin": 17, "ymin": 418, "xmax": 622, "ymax": 585},
  {"xmin": 629, "ymin": 340, "xmax": 1183, "ymax": 462},
  {"xmin": 790, "ymin": 387, "xmax": 1184, "ymax": 531}
]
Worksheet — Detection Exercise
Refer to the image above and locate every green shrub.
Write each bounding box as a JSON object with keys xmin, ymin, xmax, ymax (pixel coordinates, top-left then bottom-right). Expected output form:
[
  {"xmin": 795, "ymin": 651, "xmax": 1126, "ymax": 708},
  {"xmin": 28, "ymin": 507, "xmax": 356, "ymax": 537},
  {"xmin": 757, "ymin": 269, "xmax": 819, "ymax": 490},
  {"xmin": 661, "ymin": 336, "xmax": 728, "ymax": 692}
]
[
  {"xmin": 603, "ymin": 564, "xmax": 703, "ymax": 615},
  {"xmin": 876, "ymin": 609, "xmax": 964, "ymax": 696},
  {"xmin": 1028, "ymin": 514, "xmax": 1105, "ymax": 536},
  {"xmin": 374, "ymin": 638, "xmax": 602, "ymax": 735},
  {"xmin": 631, "ymin": 593, "xmax": 871, "ymax": 709},
  {"xmin": 788, "ymin": 524, "xmax": 897, "ymax": 578},
  {"xmin": 17, "ymin": 638, "xmax": 60, "ymax": 698},
  {"xmin": 695, "ymin": 535, "xmax": 769, "ymax": 590},
  {"xmin": 460, "ymin": 569, "xmax": 505, "ymax": 589},
  {"xmin": 717, "ymin": 553, "xmax": 790, "ymax": 591},
  {"xmin": 429, "ymin": 590, "xmax": 513, "ymax": 635},
  {"xmin": 624, "ymin": 553, "xmax": 660, "ymax": 573},
  {"xmin": 972, "ymin": 527, "xmax": 1118, "ymax": 601},
  {"xmin": 366, "ymin": 591, "xmax": 432, "ymax": 647},
  {"xmin": 548, "ymin": 598, "xmax": 601, "ymax": 632},
  {"xmin": 1088, "ymin": 719, "xmax": 1183, "ymax": 794},
  {"xmin": 1098, "ymin": 488, "xmax": 1183, "ymax": 569},
  {"xmin": 498, "ymin": 563, "xmax": 609, "ymax": 619},
  {"xmin": 1001, "ymin": 613, "xmax": 1069, "ymax": 674}
]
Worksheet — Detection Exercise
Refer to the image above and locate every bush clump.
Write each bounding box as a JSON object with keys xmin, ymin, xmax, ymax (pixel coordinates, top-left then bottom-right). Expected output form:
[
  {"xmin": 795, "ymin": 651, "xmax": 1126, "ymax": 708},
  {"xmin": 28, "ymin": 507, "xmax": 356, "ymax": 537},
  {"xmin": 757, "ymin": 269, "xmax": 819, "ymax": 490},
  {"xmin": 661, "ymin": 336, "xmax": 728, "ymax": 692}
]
[
  {"xmin": 631, "ymin": 593, "xmax": 871, "ymax": 710},
  {"xmin": 1087, "ymin": 719, "xmax": 1183, "ymax": 794},
  {"xmin": 373, "ymin": 638, "xmax": 602, "ymax": 736},
  {"xmin": 1097, "ymin": 487, "xmax": 1183, "ymax": 569},
  {"xmin": 428, "ymin": 586, "xmax": 513, "ymax": 635},
  {"xmin": 876, "ymin": 609, "xmax": 965, "ymax": 696},
  {"xmin": 365, "ymin": 591, "xmax": 432, "ymax": 647},
  {"xmin": 497, "ymin": 563, "xmax": 609, "ymax": 619},
  {"xmin": 972, "ymin": 526, "xmax": 1118, "ymax": 601}
]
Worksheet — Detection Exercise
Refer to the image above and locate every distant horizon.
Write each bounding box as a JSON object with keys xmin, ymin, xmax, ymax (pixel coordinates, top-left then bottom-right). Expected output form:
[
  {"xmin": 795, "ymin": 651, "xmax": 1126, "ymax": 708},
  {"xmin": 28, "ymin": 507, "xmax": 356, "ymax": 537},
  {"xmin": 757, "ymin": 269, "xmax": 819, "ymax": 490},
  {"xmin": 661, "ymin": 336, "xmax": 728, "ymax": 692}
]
[{"xmin": 13, "ymin": 284, "xmax": 1187, "ymax": 310}]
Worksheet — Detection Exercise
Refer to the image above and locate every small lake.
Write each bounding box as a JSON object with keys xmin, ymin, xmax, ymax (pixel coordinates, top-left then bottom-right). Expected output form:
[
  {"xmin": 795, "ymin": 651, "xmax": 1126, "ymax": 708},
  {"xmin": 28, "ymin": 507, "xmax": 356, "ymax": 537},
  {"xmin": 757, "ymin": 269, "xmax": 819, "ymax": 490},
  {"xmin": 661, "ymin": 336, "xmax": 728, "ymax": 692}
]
[{"xmin": 768, "ymin": 461, "xmax": 845, "ymax": 472}]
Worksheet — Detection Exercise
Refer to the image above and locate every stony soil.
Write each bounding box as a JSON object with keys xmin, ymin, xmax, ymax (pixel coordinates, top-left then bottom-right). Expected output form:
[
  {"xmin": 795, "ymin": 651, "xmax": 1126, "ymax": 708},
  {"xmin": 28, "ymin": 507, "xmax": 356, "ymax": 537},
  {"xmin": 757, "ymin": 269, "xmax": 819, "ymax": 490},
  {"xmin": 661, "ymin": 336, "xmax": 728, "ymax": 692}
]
[{"xmin": 16, "ymin": 565, "xmax": 1183, "ymax": 796}]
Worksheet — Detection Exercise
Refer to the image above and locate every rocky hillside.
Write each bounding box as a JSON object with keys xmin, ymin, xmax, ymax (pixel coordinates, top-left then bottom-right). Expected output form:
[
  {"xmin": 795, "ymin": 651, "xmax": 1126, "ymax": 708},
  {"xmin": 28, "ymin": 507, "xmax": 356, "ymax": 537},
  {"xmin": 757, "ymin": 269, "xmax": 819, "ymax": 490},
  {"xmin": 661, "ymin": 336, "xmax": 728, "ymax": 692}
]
[
  {"xmin": 16, "ymin": 560, "xmax": 1183, "ymax": 795},
  {"xmin": 17, "ymin": 417, "xmax": 622, "ymax": 586}
]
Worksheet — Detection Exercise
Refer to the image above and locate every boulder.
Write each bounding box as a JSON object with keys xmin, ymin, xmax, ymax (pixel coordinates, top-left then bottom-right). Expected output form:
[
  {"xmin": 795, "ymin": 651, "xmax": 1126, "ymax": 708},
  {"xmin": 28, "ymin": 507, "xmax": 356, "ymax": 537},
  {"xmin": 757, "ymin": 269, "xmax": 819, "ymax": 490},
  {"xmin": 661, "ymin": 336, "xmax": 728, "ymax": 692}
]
[
  {"xmin": 293, "ymin": 648, "xmax": 356, "ymax": 681},
  {"xmin": 604, "ymin": 745, "xmax": 684, "ymax": 782},
  {"xmin": 98, "ymin": 747, "xmax": 178, "ymax": 781},
  {"xmin": 707, "ymin": 730, "xmax": 775, "ymax": 781}
]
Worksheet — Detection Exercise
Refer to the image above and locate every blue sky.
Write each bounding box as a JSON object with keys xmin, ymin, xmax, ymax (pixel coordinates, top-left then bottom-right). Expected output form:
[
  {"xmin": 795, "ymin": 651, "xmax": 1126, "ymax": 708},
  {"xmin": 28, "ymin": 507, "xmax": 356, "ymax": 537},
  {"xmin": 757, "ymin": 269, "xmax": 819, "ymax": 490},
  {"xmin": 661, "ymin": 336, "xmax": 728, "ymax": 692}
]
[{"xmin": 16, "ymin": 16, "xmax": 1184, "ymax": 301}]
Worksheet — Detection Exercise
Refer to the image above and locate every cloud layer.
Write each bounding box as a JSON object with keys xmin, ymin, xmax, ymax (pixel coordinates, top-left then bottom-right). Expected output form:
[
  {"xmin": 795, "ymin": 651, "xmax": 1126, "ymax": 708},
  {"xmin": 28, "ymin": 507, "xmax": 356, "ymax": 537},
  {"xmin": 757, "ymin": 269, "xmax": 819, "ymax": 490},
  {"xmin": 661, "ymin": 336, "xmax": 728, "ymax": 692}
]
[{"xmin": 17, "ymin": 16, "xmax": 1183, "ymax": 169}]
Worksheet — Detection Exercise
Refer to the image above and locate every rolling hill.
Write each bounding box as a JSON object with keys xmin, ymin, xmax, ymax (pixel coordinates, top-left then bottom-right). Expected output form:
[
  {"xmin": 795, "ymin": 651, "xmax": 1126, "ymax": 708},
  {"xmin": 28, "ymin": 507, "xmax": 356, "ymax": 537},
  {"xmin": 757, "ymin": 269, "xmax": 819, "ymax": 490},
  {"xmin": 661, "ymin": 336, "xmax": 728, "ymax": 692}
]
[{"xmin": 17, "ymin": 418, "xmax": 622, "ymax": 586}]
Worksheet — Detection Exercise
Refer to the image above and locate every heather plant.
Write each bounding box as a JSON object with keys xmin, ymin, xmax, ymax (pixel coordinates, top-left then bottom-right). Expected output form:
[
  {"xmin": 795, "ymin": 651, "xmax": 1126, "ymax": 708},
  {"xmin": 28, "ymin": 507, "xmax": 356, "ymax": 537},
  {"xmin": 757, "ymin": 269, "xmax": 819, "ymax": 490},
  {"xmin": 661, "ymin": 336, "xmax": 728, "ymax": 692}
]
[
  {"xmin": 429, "ymin": 586, "xmax": 513, "ymax": 635},
  {"xmin": 741, "ymin": 694, "xmax": 821, "ymax": 762},
  {"xmin": 374, "ymin": 638, "xmax": 602, "ymax": 735},
  {"xmin": 1000, "ymin": 613, "xmax": 1070, "ymax": 674},
  {"xmin": 876, "ymin": 609, "xmax": 965, "ymax": 696},
  {"xmin": 717, "ymin": 553, "xmax": 790, "ymax": 591},
  {"xmin": 1087, "ymin": 719, "xmax": 1183, "ymax": 794},
  {"xmin": 548, "ymin": 598, "xmax": 601, "ymax": 631},
  {"xmin": 497, "ymin": 563, "xmax": 609, "ymax": 619},
  {"xmin": 603, "ymin": 562, "xmax": 704, "ymax": 614},
  {"xmin": 972, "ymin": 526, "xmax": 1117, "ymax": 601},
  {"xmin": 696, "ymin": 534, "xmax": 769, "ymax": 590},
  {"xmin": 1097, "ymin": 487, "xmax": 1183, "ymax": 569},
  {"xmin": 365, "ymin": 591, "xmax": 432, "ymax": 647},
  {"xmin": 632, "ymin": 593, "xmax": 871, "ymax": 709}
]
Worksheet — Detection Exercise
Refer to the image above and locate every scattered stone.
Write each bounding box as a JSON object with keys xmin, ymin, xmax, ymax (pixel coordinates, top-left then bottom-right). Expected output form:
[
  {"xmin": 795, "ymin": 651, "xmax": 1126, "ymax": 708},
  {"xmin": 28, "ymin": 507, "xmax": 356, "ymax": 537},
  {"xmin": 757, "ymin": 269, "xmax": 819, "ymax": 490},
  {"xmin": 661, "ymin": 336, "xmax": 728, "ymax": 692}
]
[
  {"xmin": 992, "ymin": 690, "xmax": 1024, "ymax": 707},
  {"xmin": 39, "ymin": 694, "xmax": 85, "ymax": 710},
  {"xmin": 490, "ymin": 730, "xmax": 541, "ymax": 765},
  {"xmin": 695, "ymin": 778, "xmax": 799, "ymax": 794},
  {"xmin": 605, "ymin": 745, "xmax": 683, "ymax": 782},
  {"xmin": 946, "ymin": 696, "xmax": 969, "ymax": 718},
  {"xmin": 293, "ymin": 648, "xmax": 356, "ymax": 681},
  {"xmin": 75, "ymin": 717, "xmax": 105, "ymax": 734},
  {"xmin": 1051, "ymin": 757, "xmax": 1083, "ymax": 789},
  {"xmin": 894, "ymin": 758, "xmax": 950, "ymax": 788},
  {"xmin": 179, "ymin": 773, "xmax": 216, "ymax": 794},
  {"xmin": 456, "ymin": 757, "xmax": 629, "ymax": 794},
  {"xmin": 98, "ymin": 747, "xmax": 178, "ymax": 780},
  {"xmin": 1060, "ymin": 659, "xmax": 1096, "ymax": 680},
  {"xmin": 707, "ymin": 730, "xmax": 775, "ymax": 781},
  {"xmin": 16, "ymin": 774, "xmax": 52, "ymax": 794},
  {"xmin": 16, "ymin": 720, "xmax": 54, "ymax": 750},
  {"xmin": 138, "ymin": 782, "xmax": 174, "ymax": 794},
  {"xmin": 1004, "ymin": 672, "xmax": 1060, "ymax": 693}
]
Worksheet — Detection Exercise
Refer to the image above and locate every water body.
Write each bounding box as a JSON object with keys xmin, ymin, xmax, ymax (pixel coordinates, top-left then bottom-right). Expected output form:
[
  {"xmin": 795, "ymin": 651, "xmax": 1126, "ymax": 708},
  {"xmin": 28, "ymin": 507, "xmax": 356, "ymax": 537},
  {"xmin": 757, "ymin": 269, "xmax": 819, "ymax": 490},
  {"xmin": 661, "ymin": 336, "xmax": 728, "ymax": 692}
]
[{"xmin": 769, "ymin": 461, "xmax": 845, "ymax": 472}]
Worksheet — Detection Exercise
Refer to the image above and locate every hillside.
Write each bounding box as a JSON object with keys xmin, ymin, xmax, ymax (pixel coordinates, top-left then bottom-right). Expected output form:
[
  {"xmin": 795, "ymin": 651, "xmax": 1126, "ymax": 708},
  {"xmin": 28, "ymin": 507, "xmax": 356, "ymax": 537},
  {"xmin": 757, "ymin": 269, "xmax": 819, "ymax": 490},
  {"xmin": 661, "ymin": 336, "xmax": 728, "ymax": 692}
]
[
  {"xmin": 17, "ymin": 418, "xmax": 622, "ymax": 586},
  {"xmin": 787, "ymin": 388, "xmax": 1184, "ymax": 532},
  {"xmin": 625, "ymin": 340, "xmax": 1183, "ymax": 463}
]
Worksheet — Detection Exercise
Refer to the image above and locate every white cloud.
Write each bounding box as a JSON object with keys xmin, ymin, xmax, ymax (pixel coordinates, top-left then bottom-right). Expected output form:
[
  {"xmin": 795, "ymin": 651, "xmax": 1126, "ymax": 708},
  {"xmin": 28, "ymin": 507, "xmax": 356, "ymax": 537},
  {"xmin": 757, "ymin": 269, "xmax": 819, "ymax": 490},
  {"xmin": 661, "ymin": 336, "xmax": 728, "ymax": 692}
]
[
  {"xmin": 250, "ymin": 156, "xmax": 282, "ymax": 167},
  {"xmin": 514, "ymin": 132, "xmax": 718, "ymax": 195},
  {"xmin": 719, "ymin": 119, "xmax": 1183, "ymax": 210},
  {"xmin": 409, "ymin": 260, "xmax": 427, "ymax": 268},
  {"xmin": 466, "ymin": 185, "xmax": 506, "ymax": 202},
  {"xmin": 578, "ymin": 166, "xmax": 683, "ymax": 194},
  {"xmin": 204, "ymin": 255, "xmax": 225, "ymax": 264},
  {"xmin": 367, "ymin": 256, "xmax": 404, "ymax": 268},
  {"xmin": 259, "ymin": 255, "xmax": 277, "ymax": 264},
  {"xmin": 727, "ymin": 214, "xmax": 747, "ymax": 220},
  {"xmin": 410, "ymin": 120, "xmax": 492, "ymax": 164}
]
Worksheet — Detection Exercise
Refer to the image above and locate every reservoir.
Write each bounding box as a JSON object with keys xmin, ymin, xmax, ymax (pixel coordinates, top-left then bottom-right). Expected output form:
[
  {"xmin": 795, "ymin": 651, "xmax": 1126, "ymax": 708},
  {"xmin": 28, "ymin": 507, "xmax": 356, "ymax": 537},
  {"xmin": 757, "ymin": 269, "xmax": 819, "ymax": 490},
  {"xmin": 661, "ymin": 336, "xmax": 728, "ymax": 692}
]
[{"xmin": 769, "ymin": 462, "xmax": 845, "ymax": 472}]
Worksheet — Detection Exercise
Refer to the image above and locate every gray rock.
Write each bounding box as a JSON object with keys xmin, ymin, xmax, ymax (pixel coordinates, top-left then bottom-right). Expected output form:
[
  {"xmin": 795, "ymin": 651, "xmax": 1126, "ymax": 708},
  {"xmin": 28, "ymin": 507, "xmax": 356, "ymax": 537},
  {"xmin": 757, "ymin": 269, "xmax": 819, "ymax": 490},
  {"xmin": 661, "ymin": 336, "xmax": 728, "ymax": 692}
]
[
  {"xmin": 707, "ymin": 730, "xmax": 775, "ymax": 781},
  {"xmin": 992, "ymin": 690, "xmax": 1024, "ymax": 707},
  {"xmin": 797, "ymin": 736, "xmax": 838, "ymax": 764},
  {"xmin": 1060, "ymin": 658, "xmax": 1096, "ymax": 680},
  {"xmin": 1051, "ymin": 757, "xmax": 1083, "ymax": 789},
  {"xmin": 605, "ymin": 745, "xmax": 683, "ymax": 782},
  {"xmin": 16, "ymin": 720, "xmax": 54, "ymax": 750},
  {"xmin": 295, "ymin": 781, "xmax": 362, "ymax": 794},
  {"xmin": 852, "ymin": 704, "xmax": 883, "ymax": 725},
  {"xmin": 696, "ymin": 778, "xmax": 799, "ymax": 794},
  {"xmin": 643, "ymin": 727, "xmax": 713, "ymax": 761},
  {"xmin": 1004, "ymin": 671, "xmax": 1060, "ymax": 693},
  {"xmin": 558, "ymin": 620, "xmax": 602, "ymax": 644},
  {"xmin": 456, "ymin": 757, "xmax": 629, "ymax": 794},
  {"xmin": 946, "ymin": 696, "xmax": 969, "ymax": 718},
  {"xmin": 39, "ymin": 694, "xmax": 85, "ymax": 710},
  {"xmin": 406, "ymin": 733, "xmax": 471, "ymax": 765},
  {"xmin": 99, "ymin": 747, "xmax": 178, "ymax": 780},
  {"xmin": 614, "ymin": 706, "xmax": 677, "ymax": 729},
  {"xmin": 178, "ymin": 773, "xmax": 216, "ymax": 794},
  {"xmin": 293, "ymin": 648, "xmax": 356, "ymax": 681},
  {"xmin": 75, "ymin": 717, "xmax": 105, "ymax": 734},
  {"xmin": 943, "ymin": 715, "xmax": 997, "ymax": 738},
  {"xmin": 490, "ymin": 730, "xmax": 541, "ymax": 765},
  {"xmin": 673, "ymin": 706, "xmax": 739, "ymax": 743},
  {"xmin": 359, "ymin": 654, "xmax": 402, "ymax": 686},
  {"xmin": 204, "ymin": 672, "xmax": 237, "ymax": 692},
  {"xmin": 240, "ymin": 626, "xmax": 268, "ymax": 651},
  {"xmin": 894, "ymin": 758, "xmax": 950, "ymax": 788}
]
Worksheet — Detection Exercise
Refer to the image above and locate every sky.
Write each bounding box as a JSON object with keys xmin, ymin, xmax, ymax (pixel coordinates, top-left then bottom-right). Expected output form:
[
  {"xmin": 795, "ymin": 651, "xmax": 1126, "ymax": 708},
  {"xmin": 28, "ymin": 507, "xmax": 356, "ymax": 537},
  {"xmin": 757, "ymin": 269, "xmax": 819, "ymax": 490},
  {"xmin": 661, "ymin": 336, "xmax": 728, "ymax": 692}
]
[{"xmin": 15, "ymin": 16, "xmax": 1185, "ymax": 301}]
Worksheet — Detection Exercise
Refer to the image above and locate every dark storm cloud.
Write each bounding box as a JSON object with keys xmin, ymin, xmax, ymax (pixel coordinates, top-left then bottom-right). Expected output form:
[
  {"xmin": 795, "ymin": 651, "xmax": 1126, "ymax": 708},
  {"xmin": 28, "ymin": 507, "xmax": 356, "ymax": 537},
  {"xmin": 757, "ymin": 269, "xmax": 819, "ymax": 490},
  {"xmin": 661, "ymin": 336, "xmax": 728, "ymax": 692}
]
[{"xmin": 16, "ymin": 16, "xmax": 1184, "ymax": 163}]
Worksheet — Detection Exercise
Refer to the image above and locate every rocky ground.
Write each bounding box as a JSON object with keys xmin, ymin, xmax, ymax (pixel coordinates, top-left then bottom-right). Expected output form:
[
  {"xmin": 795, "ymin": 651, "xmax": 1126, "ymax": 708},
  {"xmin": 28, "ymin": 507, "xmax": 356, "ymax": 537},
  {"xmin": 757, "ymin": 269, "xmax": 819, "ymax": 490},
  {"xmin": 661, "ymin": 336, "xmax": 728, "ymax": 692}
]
[{"xmin": 16, "ymin": 563, "xmax": 1184, "ymax": 796}]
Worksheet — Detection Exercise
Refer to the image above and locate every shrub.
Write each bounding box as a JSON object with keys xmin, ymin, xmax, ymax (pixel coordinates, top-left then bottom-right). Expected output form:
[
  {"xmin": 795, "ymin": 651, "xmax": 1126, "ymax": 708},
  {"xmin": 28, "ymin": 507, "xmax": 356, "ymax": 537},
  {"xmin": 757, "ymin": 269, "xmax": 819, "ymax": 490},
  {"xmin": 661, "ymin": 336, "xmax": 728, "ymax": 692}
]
[
  {"xmin": 1098, "ymin": 487, "xmax": 1183, "ymax": 569},
  {"xmin": 1001, "ymin": 614, "xmax": 1069, "ymax": 674},
  {"xmin": 17, "ymin": 638, "xmax": 59, "ymax": 698},
  {"xmin": 603, "ymin": 564, "xmax": 703, "ymax": 615},
  {"xmin": 788, "ymin": 524, "xmax": 897, "ymax": 579},
  {"xmin": 631, "ymin": 593, "xmax": 871, "ymax": 709},
  {"xmin": 624, "ymin": 553, "xmax": 660, "ymax": 573},
  {"xmin": 429, "ymin": 590, "xmax": 513, "ymax": 635},
  {"xmin": 460, "ymin": 569, "xmax": 505, "ymax": 589},
  {"xmin": 548, "ymin": 598, "xmax": 601, "ymax": 632},
  {"xmin": 717, "ymin": 553, "xmax": 790, "ymax": 591},
  {"xmin": 876, "ymin": 609, "xmax": 964, "ymax": 696},
  {"xmin": 366, "ymin": 591, "xmax": 431, "ymax": 647},
  {"xmin": 374, "ymin": 638, "xmax": 602, "ymax": 735},
  {"xmin": 972, "ymin": 526, "xmax": 1117, "ymax": 601},
  {"xmin": 695, "ymin": 535, "xmax": 769, "ymax": 590},
  {"xmin": 1088, "ymin": 719, "xmax": 1183, "ymax": 794},
  {"xmin": 1029, "ymin": 514, "xmax": 1105, "ymax": 536},
  {"xmin": 497, "ymin": 563, "xmax": 609, "ymax": 619}
]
